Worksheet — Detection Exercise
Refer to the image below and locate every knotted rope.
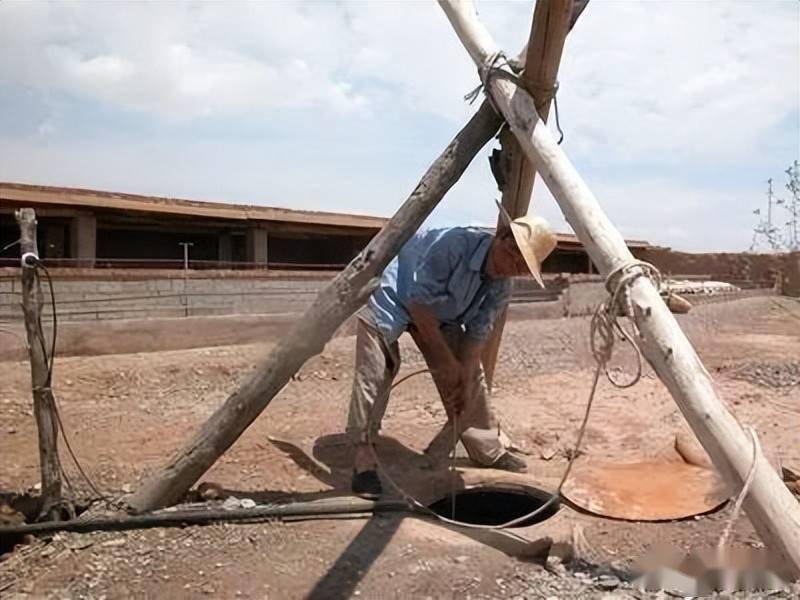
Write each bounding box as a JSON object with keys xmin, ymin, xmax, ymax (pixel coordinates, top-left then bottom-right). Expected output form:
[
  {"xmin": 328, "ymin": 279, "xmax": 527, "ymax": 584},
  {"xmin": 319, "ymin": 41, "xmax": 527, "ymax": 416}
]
[
  {"xmin": 464, "ymin": 51, "xmax": 566, "ymax": 144},
  {"xmin": 590, "ymin": 260, "xmax": 661, "ymax": 389},
  {"xmin": 592, "ymin": 261, "xmax": 762, "ymax": 549}
]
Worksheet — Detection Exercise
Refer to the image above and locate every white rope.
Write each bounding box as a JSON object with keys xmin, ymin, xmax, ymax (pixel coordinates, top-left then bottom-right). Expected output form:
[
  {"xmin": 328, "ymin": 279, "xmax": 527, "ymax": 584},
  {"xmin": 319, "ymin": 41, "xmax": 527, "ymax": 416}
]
[
  {"xmin": 717, "ymin": 425, "xmax": 760, "ymax": 548},
  {"xmin": 450, "ymin": 412, "xmax": 458, "ymax": 521},
  {"xmin": 366, "ymin": 374, "xmax": 589, "ymax": 529},
  {"xmin": 591, "ymin": 260, "xmax": 662, "ymax": 389},
  {"xmin": 463, "ymin": 51, "xmax": 566, "ymax": 143}
]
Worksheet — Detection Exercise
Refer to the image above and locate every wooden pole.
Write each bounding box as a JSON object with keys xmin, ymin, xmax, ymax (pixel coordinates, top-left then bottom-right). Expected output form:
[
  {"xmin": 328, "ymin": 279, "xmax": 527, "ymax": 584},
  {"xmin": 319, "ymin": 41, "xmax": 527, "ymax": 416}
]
[
  {"xmin": 126, "ymin": 100, "xmax": 504, "ymax": 513},
  {"xmin": 438, "ymin": 0, "xmax": 800, "ymax": 576},
  {"xmin": 15, "ymin": 208, "xmax": 62, "ymax": 520},
  {"xmin": 482, "ymin": 0, "xmax": 575, "ymax": 389}
]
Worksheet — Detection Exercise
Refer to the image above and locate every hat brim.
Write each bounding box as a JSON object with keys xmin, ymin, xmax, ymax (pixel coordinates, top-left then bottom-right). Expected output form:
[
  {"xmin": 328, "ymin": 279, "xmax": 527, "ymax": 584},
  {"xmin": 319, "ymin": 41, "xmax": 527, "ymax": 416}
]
[
  {"xmin": 495, "ymin": 199, "xmax": 545, "ymax": 288},
  {"xmin": 510, "ymin": 221, "xmax": 545, "ymax": 288}
]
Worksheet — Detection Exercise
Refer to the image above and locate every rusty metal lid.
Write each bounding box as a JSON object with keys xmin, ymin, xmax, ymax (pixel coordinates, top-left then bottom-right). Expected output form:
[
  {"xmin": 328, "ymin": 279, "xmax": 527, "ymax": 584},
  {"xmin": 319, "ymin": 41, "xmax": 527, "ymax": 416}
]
[{"xmin": 561, "ymin": 461, "xmax": 729, "ymax": 521}]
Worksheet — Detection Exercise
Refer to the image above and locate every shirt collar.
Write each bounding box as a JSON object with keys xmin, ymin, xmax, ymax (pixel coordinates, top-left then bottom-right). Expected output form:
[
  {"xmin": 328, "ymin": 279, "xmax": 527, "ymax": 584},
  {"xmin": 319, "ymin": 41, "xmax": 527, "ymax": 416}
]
[{"xmin": 469, "ymin": 235, "xmax": 493, "ymax": 272}]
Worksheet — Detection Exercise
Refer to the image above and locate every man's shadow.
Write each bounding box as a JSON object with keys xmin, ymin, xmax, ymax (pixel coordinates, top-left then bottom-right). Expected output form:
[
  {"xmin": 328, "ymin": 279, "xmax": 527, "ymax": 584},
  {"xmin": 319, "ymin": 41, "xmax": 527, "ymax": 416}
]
[{"xmin": 264, "ymin": 433, "xmax": 553, "ymax": 600}]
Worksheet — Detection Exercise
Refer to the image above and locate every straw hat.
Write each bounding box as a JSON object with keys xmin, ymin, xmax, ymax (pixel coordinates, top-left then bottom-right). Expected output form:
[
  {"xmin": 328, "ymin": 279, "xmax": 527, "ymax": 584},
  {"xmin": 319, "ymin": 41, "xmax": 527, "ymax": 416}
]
[{"xmin": 496, "ymin": 200, "xmax": 557, "ymax": 287}]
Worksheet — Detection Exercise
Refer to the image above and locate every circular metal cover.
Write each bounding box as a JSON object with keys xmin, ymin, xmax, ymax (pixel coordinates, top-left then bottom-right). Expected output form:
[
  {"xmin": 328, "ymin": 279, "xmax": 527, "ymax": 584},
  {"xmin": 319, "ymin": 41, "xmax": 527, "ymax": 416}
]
[{"xmin": 561, "ymin": 461, "xmax": 729, "ymax": 521}]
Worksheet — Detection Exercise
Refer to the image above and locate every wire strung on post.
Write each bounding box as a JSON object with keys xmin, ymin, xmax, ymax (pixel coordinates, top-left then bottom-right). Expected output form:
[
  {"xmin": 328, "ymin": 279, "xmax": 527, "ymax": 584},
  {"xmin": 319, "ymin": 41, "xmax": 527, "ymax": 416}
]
[{"xmin": 30, "ymin": 260, "xmax": 113, "ymax": 508}]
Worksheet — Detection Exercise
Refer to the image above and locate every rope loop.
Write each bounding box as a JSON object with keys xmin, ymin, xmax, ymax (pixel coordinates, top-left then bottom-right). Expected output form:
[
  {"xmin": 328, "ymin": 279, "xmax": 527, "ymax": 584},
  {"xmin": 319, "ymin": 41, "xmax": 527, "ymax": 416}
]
[{"xmin": 591, "ymin": 260, "xmax": 662, "ymax": 388}]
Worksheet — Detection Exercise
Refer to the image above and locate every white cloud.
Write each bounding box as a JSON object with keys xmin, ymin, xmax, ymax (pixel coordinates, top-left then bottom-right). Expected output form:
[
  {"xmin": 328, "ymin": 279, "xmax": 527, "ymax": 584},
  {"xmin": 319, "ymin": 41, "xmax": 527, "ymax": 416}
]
[
  {"xmin": 0, "ymin": 1, "xmax": 369, "ymax": 119},
  {"xmin": 0, "ymin": 0, "xmax": 797, "ymax": 252},
  {"xmin": 0, "ymin": 1, "xmax": 533, "ymax": 122},
  {"xmin": 3, "ymin": 0, "xmax": 793, "ymax": 146},
  {"xmin": 558, "ymin": 0, "xmax": 798, "ymax": 164},
  {"xmin": 36, "ymin": 118, "xmax": 56, "ymax": 138}
]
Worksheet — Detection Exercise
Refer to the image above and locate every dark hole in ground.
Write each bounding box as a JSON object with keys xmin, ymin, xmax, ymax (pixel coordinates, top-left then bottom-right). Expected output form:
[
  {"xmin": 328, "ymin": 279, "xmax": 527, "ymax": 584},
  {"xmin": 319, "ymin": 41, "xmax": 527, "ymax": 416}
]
[
  {"xmin": 427, "ymin": 486, "xmax": 559, "ymax": 528},
  {"xmin": 0, "ymin": 492, "xmax": 88, "ymax": 558}
]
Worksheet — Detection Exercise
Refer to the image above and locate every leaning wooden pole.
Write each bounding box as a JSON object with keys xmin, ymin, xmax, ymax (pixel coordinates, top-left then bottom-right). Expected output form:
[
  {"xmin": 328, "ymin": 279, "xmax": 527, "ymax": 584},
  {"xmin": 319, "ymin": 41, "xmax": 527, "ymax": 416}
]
[
  {"xmin": 15, "ymin": 208, "xmax": 62, "ymax": 519},
  {"xmin": 126, "ymin": 101, "xmax": 504, "ymax": 513},
  {"xmin": 439, "ymin": 0, "xmax": 800, "ymax": 576},
  {"xmin": 482, "ymin": 0, "xmax": 575, "ymax": 389}
]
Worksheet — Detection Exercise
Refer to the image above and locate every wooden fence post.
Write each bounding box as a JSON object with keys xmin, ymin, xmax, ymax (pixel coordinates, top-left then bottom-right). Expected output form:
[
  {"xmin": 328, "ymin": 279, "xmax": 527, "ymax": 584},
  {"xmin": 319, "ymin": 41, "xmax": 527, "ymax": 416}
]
[{"xmin": 15, "ymin": 208, "xmax": 62, "ymax": 520}]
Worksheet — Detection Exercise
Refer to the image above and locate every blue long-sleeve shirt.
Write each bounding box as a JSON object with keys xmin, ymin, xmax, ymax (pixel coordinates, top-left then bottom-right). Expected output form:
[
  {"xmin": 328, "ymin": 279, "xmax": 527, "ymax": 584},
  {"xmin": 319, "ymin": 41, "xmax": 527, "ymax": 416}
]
[{"xmin": 366, "ymin": 227, "xmax": 512, "ymax": 344}]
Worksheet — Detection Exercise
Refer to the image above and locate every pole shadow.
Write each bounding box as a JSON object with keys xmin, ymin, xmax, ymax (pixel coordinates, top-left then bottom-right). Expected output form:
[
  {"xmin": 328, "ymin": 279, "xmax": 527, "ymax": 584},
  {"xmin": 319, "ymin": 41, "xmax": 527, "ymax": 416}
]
[{"xmin": 305, "ymin": 512, "xmax": 405, "ymax": 600}]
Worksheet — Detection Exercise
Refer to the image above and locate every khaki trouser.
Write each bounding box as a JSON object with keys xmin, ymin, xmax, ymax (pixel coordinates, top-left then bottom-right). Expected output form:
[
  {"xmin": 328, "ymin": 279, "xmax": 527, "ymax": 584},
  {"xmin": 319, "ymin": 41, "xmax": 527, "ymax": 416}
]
[{"xmin": 346, "ymin": 309, "xmax": 505, "ymax": 466}]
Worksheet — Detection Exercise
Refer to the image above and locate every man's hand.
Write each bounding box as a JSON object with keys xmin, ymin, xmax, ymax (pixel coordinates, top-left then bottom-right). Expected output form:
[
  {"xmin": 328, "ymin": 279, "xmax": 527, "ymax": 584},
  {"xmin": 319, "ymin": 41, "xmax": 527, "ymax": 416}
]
[
  {"xmin": 433, "ymin": 359, "xmax": 463, "ymax": 417},
  {"xmin": 437, "ymin": 362, "xmax": 480, "ymax": 418},
  {"xmin": 407, "ymin": 303, "xmax": 487, "ymax": 420}
]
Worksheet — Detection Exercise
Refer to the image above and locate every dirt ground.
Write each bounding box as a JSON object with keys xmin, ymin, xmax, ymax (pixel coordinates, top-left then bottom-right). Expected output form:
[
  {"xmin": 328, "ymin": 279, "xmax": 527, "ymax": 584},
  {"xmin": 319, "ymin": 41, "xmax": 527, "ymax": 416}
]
[{"xmin": 1, "ymin": 296, "xmax": 799, "ymax": 599}]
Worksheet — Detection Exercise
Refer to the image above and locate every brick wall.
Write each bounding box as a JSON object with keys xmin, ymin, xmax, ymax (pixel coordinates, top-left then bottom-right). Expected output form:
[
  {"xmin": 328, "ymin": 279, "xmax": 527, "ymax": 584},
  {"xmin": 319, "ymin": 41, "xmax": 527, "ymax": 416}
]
[
  {"xmin": 783, "ymin": 253, "xmax": 800, "ymax": 296},
  {"xmin": 638, "ymin": 248, "xmax": 793, "ymax": 291}
]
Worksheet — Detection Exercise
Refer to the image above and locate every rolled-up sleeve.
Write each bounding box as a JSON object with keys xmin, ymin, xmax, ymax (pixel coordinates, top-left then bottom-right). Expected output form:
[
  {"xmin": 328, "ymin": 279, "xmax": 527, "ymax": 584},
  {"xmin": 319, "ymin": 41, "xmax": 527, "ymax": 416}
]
[
  {"xmin": 406, "ymin": 232, "xmax": 467, "ymax": 307},
  {"xmin": 465, "ymin": 280, "xmax": 512, "ymax": 340}
]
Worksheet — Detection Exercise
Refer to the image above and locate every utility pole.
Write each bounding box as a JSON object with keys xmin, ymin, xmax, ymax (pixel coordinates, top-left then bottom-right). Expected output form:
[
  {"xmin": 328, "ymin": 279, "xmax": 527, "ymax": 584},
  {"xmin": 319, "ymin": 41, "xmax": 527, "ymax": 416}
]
[
  {"xmin": 16, "ymin": 209, "xmax": 63, "ymax": 520},
  {"xmin": 766, "ymin": 178, "xmax": 779, "ymax": 249},
  {"xmin": 752, "ymin": 178, "xmax": 783, "ymax": 251},
  {"xmin": 784, "ymin": 160, "xmax": 799, "ymax": 250}
]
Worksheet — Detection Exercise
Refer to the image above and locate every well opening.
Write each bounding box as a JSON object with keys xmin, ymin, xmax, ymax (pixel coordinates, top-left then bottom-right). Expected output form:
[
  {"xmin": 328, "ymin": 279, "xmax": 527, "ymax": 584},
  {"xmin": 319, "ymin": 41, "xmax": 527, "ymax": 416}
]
[{"xmin": 427, "ymin": 486, "xmax": 559, "ymax": 528}]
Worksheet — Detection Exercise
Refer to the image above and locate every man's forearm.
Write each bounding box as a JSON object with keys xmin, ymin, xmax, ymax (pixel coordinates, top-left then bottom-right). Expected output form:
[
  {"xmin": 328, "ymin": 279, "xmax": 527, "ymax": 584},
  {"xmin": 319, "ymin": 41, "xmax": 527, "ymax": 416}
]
[{"xmin": 407, "ymin": 303, "xmax": 457, "ymax": 371}]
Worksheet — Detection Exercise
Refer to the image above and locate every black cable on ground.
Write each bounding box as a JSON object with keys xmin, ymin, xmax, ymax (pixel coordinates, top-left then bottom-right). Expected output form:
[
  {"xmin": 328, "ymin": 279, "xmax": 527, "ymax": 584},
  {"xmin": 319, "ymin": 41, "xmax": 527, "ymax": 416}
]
[{"xmin": 0, "ymin": 498, "xmax": 410, "ymax": 537}]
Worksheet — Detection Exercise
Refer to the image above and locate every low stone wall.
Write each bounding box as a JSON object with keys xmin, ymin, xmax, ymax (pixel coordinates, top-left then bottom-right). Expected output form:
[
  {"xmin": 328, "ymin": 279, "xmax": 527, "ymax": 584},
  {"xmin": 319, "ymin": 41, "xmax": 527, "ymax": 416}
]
[
  {"xmin": 562, "ymin": 276, "xmax": 604, "ymax": 317},
  {"xmin": 0, "ymin": 268, "xmax": 567, "ymax": 323},
  {"xmin": 0, "ymin": 269, "xmax": 331, "ymax": 322},
  {"xmin": 1, "ymin": 259, "xmax": 786, "ymax": 328}
]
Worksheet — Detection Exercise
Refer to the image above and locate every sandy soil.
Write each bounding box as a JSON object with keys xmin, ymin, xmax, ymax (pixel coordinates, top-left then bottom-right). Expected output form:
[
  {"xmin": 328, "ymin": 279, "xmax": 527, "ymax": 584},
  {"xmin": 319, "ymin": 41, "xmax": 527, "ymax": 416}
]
[{"xmin": 1, "ymin": 296, "xmax": 799, "ymax": 599}]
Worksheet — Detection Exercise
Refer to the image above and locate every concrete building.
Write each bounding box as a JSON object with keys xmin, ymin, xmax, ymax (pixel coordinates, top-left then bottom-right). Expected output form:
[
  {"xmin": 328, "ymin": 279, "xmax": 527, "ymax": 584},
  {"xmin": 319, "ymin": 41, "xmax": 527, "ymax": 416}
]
[
  {"xmin": 1, "ymin": 182, "xmax": 650, "ymax": 273},
  {"xmin": 0, "ymin": 182, "xmax": 385, "ymax": 270}
]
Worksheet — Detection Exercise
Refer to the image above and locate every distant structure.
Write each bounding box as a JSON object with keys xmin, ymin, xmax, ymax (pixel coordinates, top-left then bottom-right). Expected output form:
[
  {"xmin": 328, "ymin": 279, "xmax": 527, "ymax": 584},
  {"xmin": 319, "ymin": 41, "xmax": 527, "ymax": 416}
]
[{"xmin": 0, "ymin": 182, "xmax": 650, "ymax": 273}]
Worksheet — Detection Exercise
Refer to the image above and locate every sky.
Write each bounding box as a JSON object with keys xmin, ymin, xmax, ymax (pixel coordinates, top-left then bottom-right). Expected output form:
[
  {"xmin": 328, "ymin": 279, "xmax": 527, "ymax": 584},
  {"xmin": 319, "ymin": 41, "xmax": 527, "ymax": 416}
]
[{"xmin": 0, "ymin": 0, "xmax": 798, "ymax": 252}]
